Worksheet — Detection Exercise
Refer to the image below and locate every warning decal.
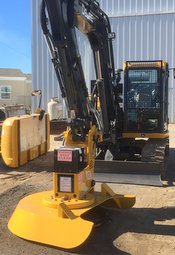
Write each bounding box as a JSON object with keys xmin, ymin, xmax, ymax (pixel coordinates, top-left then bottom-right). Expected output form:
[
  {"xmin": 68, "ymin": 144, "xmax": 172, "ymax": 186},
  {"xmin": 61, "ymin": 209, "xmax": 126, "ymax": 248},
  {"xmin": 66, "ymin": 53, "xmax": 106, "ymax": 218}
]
[{"xmin": 57, "ymin": 150, "xmax": 72, "ymax": 162}]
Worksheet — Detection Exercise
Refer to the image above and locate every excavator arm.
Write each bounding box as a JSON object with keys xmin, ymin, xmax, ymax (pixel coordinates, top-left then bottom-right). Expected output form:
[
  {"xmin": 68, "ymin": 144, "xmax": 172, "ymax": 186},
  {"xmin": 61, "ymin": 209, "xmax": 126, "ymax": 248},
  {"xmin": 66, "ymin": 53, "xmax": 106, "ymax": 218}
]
[{"xmin": 40, "ymin": 0, "xmax": 122, "ymax": 136}]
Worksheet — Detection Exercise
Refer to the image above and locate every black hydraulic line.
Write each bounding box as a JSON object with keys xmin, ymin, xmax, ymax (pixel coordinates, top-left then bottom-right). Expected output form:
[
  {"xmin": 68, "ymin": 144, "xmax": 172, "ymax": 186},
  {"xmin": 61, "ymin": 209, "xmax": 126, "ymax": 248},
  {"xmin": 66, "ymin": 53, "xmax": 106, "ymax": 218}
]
[{"xmin": 40, "ymin": 1, "xmax": 66, "ymax": 99}]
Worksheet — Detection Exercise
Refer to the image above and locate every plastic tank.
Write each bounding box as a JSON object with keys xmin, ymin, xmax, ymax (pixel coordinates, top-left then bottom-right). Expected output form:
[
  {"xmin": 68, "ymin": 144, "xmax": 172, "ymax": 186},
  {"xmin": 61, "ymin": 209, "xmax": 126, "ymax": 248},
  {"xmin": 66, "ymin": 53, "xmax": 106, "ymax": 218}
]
[
  {"xmin": 48, "ymin": 98, "xmax": 63, "ymax": 120},
  {"xmin": 1, "ymin": 114, "xmax": 50, "ymax": 168}
]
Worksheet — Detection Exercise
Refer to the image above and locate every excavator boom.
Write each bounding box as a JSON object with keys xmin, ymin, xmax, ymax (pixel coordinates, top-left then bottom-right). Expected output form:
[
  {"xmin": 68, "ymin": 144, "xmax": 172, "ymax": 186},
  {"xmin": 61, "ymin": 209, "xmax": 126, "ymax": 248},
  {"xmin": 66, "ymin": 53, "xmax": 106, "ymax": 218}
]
[{"xmin": 41, "ymin": 0, "xmax": 122, "ymax": 135}]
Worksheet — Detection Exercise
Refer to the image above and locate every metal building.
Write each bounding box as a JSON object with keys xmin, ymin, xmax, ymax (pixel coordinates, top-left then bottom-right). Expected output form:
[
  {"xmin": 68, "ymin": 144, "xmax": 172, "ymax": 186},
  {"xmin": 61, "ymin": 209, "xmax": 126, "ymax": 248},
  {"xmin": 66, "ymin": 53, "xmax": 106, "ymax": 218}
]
[{"xmin": 32, "ymin": 0, "xmax": 175, "ymax": 122}]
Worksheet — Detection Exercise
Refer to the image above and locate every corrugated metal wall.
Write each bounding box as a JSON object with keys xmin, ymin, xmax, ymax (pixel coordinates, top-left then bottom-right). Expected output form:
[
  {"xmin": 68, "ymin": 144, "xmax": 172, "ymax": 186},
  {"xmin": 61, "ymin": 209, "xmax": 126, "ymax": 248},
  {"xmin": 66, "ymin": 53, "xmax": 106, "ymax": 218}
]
[
  {"xmin": 31, "ymin": 0, "xmax": 59, "ymax": 110},
  {"xmin": 99, "ymin": 0, "xmax": 175, "ymax": 17},
  {"xmin": 32, "ymin": 0, "xmax": 175, "ymax": 122}
]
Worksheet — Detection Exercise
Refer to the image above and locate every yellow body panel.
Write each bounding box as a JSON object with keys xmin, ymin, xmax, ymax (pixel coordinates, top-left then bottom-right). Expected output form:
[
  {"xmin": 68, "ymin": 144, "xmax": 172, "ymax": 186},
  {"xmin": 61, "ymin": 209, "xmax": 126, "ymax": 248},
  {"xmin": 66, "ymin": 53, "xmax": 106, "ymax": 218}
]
[
  {"xmin": 8, "ymin": 191, "xmax": 94, "ymax": 249},
  {"xmin": 122, "ymin": 132, "xmax": 169, "ymax": 139},
  {"xmin": 123, "ymin": 61, "xmax": 167, "ymax": 70},
  {"xmin": 1, "ymin": 113, "xmax": 50, "ymax": 168}
]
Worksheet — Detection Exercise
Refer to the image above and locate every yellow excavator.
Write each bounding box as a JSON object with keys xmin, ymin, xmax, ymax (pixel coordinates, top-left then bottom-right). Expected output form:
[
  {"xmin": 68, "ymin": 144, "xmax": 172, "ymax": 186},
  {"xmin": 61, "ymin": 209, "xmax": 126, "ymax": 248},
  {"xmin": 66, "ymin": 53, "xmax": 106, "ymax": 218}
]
[{"xmin": 8, "ymin": 0, "xmax": 135, "ymax": 249}]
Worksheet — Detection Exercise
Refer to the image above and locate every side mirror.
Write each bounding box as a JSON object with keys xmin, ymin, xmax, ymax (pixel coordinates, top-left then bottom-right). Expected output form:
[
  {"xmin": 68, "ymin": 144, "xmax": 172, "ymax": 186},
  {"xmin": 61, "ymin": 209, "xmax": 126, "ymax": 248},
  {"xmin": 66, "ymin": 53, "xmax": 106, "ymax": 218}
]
[
  {"xmin": 31, "ymin": 90, "xmax": 42, "ymax": 112},
  {"xmin": 31, "ymin": 90, "xmax": 42, "ymax": 96}
]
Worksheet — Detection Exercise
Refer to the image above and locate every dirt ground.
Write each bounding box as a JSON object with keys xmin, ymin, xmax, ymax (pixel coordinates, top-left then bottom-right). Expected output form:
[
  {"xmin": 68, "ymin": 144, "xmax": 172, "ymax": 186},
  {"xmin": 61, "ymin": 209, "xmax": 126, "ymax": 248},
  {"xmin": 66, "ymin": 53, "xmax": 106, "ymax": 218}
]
[{"xmin": 0, "ymin": 125, "xmax": 175, "ymax": 255}]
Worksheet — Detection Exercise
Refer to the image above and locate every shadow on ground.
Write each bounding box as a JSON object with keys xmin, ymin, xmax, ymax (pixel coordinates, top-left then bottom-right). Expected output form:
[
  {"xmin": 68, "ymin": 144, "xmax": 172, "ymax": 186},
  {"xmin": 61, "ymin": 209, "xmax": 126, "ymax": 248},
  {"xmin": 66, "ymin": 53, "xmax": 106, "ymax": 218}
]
[
  {"xmin": 71, "ymin": 205, "xmax": 175, "ymax": 255},
  {"xmin": 0, "ymin": 151, "xmax": 54, "ymax": 174}
]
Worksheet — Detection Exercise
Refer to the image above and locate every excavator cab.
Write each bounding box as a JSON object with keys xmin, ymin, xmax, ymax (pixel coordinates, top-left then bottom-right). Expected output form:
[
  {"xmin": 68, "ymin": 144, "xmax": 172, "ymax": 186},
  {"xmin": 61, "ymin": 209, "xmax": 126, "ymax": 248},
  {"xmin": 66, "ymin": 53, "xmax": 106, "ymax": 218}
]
[{"xmin": 123, "ymin": 61, "xmax": 169, "ymax": 135}]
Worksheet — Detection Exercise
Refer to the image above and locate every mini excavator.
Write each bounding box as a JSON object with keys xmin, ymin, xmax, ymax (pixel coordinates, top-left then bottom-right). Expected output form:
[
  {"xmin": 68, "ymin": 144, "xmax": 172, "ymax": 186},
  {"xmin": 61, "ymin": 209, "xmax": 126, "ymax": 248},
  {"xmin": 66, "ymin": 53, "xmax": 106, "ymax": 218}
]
[{"xmin": 8, "ymin": 0, "xmax": 135, "ymax": 249}]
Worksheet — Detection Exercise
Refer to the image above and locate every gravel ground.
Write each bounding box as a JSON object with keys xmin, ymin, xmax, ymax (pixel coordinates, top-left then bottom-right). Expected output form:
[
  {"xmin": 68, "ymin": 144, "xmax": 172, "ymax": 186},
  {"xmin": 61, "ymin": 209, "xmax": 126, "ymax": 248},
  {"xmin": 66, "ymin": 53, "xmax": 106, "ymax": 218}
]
[{"xmin": 0, "ymin": 125, "xmax": 175, "ymax": 255}]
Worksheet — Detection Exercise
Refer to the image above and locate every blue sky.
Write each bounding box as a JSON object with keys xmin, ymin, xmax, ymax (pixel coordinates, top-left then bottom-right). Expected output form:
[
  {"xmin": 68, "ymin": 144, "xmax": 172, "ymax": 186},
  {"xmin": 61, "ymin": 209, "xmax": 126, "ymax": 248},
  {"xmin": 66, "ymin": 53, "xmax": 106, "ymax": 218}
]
[{"xmin": 0, "ymin": 0, "xmax": 31, "ymax": 74}]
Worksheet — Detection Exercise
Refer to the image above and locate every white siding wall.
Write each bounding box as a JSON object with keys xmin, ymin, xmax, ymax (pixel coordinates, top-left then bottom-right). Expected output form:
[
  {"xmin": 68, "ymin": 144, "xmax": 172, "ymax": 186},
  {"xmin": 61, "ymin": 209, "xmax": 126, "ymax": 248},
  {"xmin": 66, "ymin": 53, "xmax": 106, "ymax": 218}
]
[{"xmin": 32, "ymin": 0, "xmax": 175, "ymax": 122}]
